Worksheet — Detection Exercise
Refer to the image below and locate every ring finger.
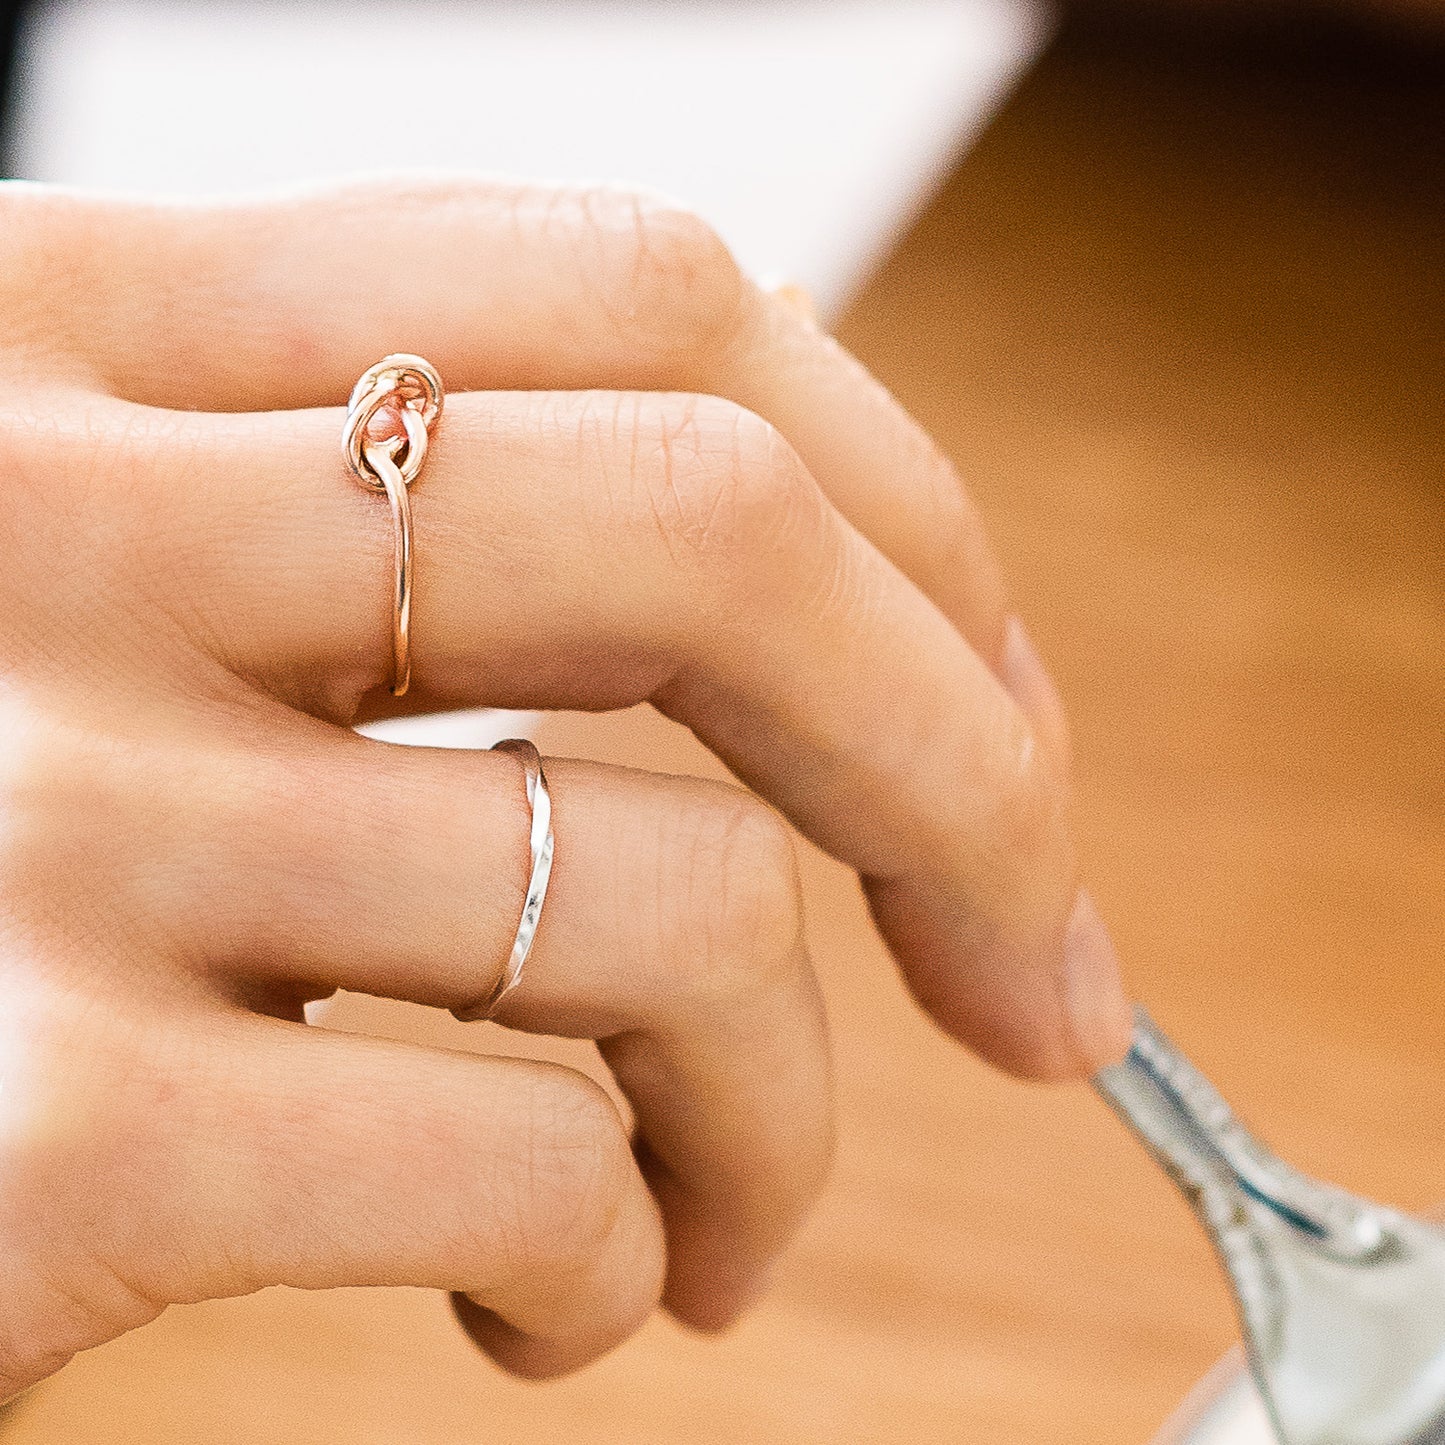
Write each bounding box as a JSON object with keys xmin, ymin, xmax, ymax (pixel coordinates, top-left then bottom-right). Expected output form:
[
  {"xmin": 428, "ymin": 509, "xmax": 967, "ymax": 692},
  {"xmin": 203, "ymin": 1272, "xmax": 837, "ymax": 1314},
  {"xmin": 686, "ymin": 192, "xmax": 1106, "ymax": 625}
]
[{"xmin": 175, "ymin": 722, "xmax": 832, "ymax": 1334}]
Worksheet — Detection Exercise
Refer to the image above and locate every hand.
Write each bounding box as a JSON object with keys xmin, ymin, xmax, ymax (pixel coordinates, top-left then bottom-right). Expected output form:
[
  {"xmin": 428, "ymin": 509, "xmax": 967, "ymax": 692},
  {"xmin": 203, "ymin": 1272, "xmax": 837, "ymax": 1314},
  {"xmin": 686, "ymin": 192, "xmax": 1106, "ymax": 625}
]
[{"xmin": 0, "ymin": 176, "xmax": 1131, "ymax": 1397}]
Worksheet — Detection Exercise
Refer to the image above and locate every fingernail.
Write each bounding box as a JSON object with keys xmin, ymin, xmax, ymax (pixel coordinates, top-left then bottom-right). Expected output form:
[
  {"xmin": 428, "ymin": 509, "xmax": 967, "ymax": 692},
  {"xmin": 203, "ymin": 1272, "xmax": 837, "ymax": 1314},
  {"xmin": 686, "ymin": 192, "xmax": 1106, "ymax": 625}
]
[
  {"xmin": 999, "ymin": 616, "xmax": 1071, "ymax": 773},
  {"xmin": 1063, "ymin": 890, "xmax": 1134, "ymax": 1071},
  {"xmin": 759, "ymin": 275, "xmax": 820, "ymax": 326}
]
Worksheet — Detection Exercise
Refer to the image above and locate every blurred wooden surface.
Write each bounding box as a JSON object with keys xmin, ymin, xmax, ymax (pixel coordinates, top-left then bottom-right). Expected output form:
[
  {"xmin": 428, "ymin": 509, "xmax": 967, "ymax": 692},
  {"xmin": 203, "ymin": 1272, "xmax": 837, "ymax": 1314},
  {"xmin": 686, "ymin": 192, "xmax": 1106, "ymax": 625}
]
[{"xmin": 8, "ymin": 23, "xmax": 1441, "ymax": 1445}]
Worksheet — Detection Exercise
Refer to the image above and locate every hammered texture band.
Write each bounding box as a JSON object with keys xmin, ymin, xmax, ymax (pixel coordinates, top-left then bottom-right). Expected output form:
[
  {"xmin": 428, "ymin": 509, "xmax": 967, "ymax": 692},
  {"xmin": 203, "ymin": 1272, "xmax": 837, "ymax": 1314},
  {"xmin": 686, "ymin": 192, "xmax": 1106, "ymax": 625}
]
[{"xmin": 453, "ymin": 739, "xmax": 555, "ymax": 1022}]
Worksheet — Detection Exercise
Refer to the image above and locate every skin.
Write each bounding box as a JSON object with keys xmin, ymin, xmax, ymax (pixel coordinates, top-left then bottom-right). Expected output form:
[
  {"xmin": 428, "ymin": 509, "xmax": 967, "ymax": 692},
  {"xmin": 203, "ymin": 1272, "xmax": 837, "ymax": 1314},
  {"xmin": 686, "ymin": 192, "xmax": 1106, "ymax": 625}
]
[{"xmin": 0, "ymin": 176, "xmax": 1133, "ymax": 1400}]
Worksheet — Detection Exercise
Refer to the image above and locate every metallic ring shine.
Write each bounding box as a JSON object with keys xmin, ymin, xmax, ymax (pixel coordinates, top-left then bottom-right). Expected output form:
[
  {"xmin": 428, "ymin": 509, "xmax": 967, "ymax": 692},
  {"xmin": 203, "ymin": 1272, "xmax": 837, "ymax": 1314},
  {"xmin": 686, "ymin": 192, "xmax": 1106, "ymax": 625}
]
[
  {"xmin": 342, "ymin": 354, "xmax": 445, "ymax": 696},
  {"xmin": 452, "ymin": 739, "xmax": 556, "ymax": 1024}
]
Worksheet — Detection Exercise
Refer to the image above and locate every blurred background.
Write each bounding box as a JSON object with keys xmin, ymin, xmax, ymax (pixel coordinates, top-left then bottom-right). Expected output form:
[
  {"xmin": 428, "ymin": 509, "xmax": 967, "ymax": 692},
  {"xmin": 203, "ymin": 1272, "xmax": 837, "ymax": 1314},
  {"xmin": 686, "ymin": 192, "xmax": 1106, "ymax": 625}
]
[{"xmin": 0, "ymin": 2, "xmax": 1440, "ymax": 1441}]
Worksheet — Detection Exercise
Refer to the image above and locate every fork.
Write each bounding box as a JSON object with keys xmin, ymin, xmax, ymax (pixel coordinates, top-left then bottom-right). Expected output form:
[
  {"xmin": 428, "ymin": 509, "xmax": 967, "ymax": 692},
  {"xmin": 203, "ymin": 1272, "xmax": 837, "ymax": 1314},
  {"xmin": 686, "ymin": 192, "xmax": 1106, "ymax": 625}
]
[{"xmin": 1095, "ymin": 1010, "xmax": 1445, "ymax": 1445}]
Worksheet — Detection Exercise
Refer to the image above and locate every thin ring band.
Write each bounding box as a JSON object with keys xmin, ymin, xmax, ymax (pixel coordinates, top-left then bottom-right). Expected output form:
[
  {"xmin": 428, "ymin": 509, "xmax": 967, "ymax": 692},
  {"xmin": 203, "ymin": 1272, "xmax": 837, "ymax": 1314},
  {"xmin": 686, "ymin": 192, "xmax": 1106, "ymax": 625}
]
[
  {"xmin": 342, "ymin": 354, "xmax": 444, "ymax": 697},
  {"xmin": 453, "ymin": 739, "xmax": 556, "ymax": 1022},
  {"xmin": 370, "ymin": 450, "xmax": 413, "ymax": 696}
]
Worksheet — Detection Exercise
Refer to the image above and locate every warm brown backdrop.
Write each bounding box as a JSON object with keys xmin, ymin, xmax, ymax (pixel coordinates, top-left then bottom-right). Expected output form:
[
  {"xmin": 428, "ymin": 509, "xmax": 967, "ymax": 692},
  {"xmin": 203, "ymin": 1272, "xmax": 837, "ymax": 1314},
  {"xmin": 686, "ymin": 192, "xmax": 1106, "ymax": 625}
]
[{"xmin": 7, "ymin": 20, "xmax": 1442, "ymax": 1445}]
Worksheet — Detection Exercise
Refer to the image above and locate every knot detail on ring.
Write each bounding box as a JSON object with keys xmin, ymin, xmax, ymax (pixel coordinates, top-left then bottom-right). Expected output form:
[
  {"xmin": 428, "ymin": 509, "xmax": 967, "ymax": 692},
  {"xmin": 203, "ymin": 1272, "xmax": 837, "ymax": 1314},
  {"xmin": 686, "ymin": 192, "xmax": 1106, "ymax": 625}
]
[
  {"xmin": 343, "ymin": 353, "xmax": 444, "ymax": 491},
  {"xmin": 343, "ymin": 353, "xmax": 445, "ymax": 697}
]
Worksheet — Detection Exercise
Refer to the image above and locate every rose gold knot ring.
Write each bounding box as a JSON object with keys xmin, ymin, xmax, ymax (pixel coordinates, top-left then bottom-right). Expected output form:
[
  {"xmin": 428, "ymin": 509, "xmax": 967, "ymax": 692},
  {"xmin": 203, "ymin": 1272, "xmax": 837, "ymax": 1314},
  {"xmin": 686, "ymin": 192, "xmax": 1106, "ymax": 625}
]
[{"xmin": 342, "ymin": 354, "xmax": 445, "ymax": 697}]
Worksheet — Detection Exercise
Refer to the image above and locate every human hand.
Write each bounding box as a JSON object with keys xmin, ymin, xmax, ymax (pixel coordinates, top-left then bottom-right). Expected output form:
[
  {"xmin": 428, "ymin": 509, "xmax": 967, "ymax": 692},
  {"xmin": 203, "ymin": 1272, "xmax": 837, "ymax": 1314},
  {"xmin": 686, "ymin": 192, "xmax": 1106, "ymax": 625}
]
[{"xmin": 0, "ymin": 177, "xmax": 1131, "ymax": 1398}]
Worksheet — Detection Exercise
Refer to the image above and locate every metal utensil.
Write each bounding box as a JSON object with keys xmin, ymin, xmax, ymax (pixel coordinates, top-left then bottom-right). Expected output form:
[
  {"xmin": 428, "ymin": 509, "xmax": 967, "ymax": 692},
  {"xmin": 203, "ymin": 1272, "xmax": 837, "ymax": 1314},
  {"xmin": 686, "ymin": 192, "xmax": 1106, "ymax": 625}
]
[
  {"xmin": 1154, "ymin": 1347, "xmax": 1280, "ymax": 1445},
  {"xmin": 1096, "ymin": 1010, "xmax": 1445, "ymax": 1445}
]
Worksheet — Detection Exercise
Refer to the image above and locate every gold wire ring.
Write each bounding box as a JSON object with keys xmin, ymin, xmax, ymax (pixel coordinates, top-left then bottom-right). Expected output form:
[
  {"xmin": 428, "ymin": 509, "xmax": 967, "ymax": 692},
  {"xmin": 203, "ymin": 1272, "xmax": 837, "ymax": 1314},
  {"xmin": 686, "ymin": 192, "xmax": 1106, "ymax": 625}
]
[
  {"xmin": 342, "ymin": 354, "xmax": 445, "ymax": 696},
  {"xmin": 452, "ymin": 739, "xmax": 555, "ymax": 1023}
]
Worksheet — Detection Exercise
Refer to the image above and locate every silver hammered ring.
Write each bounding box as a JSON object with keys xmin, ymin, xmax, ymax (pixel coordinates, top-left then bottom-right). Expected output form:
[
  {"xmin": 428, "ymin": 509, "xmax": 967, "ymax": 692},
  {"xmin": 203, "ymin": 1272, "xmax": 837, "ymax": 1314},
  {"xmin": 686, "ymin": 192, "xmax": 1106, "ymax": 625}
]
[{"xmin": 452, "ymin": 739, "xmax": 555, "ymax": 1022}]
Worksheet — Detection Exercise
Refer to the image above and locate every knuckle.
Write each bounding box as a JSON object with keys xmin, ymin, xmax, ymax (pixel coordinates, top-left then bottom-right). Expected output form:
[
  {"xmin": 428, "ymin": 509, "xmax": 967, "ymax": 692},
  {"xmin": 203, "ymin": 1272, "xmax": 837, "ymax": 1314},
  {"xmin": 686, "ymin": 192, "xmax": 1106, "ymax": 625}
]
[
  {"xmin": 575, "ymin": 185, "xmax": 747, "ymax": 366},
  {"xmin": 323, "ymin": 178, "xmax": 749, "ymax": 370},
  {"xmin": 500, "ymin": 1069, "xmax": 634, "ymax": 1277},
  {"xmin": 667, "ymin": 787, "xmax": 805, "ymax": 1005},
  {"xmin": 631, "ymin": 396, "xmax": 822, "ymax": 575}
]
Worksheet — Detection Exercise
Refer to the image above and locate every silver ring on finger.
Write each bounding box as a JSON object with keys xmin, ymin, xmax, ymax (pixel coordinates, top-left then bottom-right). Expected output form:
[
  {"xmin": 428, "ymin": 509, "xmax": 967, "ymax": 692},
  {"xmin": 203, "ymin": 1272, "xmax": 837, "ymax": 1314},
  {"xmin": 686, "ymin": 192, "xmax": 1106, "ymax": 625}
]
[{"xmin": 454, "ymin": 739, "xmax": 555, "ymax": 1022}]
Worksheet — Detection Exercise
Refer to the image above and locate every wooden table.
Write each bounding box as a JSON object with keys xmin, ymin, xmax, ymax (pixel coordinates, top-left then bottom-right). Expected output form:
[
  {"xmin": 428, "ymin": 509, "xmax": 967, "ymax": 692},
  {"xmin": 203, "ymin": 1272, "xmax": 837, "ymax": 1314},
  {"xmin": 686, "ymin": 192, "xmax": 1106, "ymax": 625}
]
[{"xmin": 8, "ymin": 22, "xmax": 1441, "ymax": 1445}]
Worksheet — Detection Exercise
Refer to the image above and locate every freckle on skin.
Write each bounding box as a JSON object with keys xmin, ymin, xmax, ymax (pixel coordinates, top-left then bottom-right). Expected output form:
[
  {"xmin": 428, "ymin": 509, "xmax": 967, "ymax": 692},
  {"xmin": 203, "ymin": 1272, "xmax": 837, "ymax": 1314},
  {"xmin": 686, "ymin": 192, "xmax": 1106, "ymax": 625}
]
[{"xmin": 285, "ymin": 331, "xmax": 323, "ymax": 369}]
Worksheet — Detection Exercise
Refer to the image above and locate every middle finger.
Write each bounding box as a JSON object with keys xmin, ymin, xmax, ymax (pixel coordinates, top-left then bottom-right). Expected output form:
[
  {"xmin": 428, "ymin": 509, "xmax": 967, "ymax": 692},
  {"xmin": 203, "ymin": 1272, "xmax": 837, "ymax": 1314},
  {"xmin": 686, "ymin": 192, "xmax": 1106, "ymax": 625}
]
[
  {"xmin": 188, "ymin": 728, "xmax": 832, "ymax": 1332},
  {"xmin": 36, "ymin": 179, "xmax": 1013, "ymax": 669}
]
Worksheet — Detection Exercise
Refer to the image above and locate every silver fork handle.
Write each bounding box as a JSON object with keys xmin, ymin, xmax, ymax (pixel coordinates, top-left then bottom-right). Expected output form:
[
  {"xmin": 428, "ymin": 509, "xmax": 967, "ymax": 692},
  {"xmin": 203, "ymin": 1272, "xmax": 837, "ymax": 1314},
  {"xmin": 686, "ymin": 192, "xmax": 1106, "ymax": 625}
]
[{"xmin": 1094, "ymin": 1009, "xmax": 1383, "ymax": 1261}]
